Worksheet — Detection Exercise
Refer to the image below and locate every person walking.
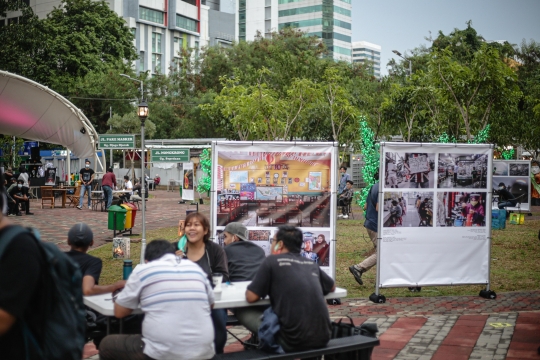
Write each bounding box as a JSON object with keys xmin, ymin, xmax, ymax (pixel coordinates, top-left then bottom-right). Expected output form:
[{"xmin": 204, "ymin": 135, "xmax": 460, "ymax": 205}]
[
  {"xmin": 77, "ymin": 160, "xmax": 95, "ymax": 210},
  {"xmin": 349, "ymin": 177, "xmax": 379, "ymax": 286}
]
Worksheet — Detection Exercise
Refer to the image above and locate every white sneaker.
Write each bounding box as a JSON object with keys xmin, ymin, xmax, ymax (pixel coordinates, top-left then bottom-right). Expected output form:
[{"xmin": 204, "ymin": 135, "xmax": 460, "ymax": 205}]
[
  {"xmin": 337, "ymin": 214, "xmax": 344, "ymax": 218},
  {"xmin": 343, "ymin": 215, "xmax": 349, "ymax": 219},
  {"xmin": 76, "ymin": 205, "xmax": 82, "ymax": 210}
]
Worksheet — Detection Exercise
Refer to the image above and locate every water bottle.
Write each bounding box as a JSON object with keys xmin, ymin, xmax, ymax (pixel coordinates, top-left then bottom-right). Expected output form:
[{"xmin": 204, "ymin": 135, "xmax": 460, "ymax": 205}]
[{"xmin": 123, "ymin": 259, "xmax": 133, "ymax": 280}]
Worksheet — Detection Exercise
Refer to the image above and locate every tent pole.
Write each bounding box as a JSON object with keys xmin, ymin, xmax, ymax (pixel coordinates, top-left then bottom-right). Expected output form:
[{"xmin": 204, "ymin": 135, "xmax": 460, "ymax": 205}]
[{"xmin": 67, "ymin": 148, "xmax": 71, "ymax": 185}]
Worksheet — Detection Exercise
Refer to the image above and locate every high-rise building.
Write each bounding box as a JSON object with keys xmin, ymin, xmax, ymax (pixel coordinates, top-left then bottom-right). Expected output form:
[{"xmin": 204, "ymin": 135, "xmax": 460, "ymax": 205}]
[
  {"xmin": 352, "ymin": 41, "xmax": 381, "ymax": 78},
  {"xmin": 237, "ymin": 0, "xmax": 352, "ymax": 62},
  {"xmin": 1, "ymin": 0, "xmax": 236, "ymax": 74}
]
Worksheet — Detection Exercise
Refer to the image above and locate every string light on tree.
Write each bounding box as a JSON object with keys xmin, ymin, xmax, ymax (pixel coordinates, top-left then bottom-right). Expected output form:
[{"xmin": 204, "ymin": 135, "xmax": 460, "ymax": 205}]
[
  {"xmin": 356, "ymin": 118, "xmax": 379, "ymax": 210},
  {"xmin": 197, "ymin": 148, "xmax": 212, "ymax": 195}
]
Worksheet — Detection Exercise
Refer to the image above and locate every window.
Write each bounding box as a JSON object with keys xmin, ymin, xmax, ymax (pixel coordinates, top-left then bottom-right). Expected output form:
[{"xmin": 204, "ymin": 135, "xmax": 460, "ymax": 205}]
[
  {"xmin": 181, "ymin": 0, "xmax": 196, "ymax": 5},
  {"xmin": 152, "ymin": 33, "xmax": 162, "ymax": 73},
  {"xmin": 333, "ymin": 5, "xmax": 351, "ymax": 17},
  {"xmin": 0, "ymin": 19, "xmax": 4, "ymax": 27},
  {"xmin": 152, "ymin": 33, "xmax": 161, "ymax": 53},
  {"xmin": 278, "ymin": 18, "xmax": 322, "ymax": 30},
  {"xmin": 339, "ymin": 0, "xmax": 351, "ymax": 3},
  {"xmin": 194, "ymin": 40, "xmax": 199, "ymax": 58},
  {"xmin": 176, "ymin": 14, "xmax": 198, "ymax": 32},
  {"xmin": 279, "ymin": 5, "xmax": 322, "ymax": 17},
  {"xmin": 139, "ymin": 52, "xmax": 145, "ymax": 72},
  {"xmin": 140, "ymin": 7, "xmax": 164, "ymax": 24},
  {"xmin": 130, "ymin": 28, "xmax": 136, "ymax": 38},
  {"xmin": 307, "ymin": 32, "xmax": 351, "ymax": 43},
  {"xmin": 152, "ymin": 54, "xmax": 162, "ymax": 73},
  {"xmin": 333, "ymin": 19, "xmax": 351, "ymax": 30},
  {"xmin": 330, "ymin": 45, "xmax": 351, "ymax": 56},
  {"xmin": 174, "ymin": 37, "xmax": 183, "ymax": 57},
  {"xmin": 8, "ymin": 17, "xmax": 19, "ymax": 25}
]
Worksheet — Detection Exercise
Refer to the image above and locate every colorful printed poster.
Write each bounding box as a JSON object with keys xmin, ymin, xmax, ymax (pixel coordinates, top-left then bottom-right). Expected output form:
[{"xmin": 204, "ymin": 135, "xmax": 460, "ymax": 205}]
[{"xmin": 182, "ymin": 162, "xmax": 194, "ymax": 201}]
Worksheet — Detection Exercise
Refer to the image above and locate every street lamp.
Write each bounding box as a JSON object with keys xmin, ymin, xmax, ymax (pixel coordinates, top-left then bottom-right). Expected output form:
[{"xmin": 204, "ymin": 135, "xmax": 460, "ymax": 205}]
[
  {"xmin": 121, "ymin": 73, "xmax": 148, "ymax": 264},
  {"xmin": 392, "ymin": 50, "xmax": 412, "ymax": 78},
  {"xmin": 137, "ymin": 99, "xmax": 148, "ymax": 264}
]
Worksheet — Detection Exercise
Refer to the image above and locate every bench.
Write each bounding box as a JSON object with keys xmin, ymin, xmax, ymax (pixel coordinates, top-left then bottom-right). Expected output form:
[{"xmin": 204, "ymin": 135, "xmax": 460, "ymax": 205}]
[{"xmin": 212, "ymin": 334, "xmax": 379, "ymax": 360}]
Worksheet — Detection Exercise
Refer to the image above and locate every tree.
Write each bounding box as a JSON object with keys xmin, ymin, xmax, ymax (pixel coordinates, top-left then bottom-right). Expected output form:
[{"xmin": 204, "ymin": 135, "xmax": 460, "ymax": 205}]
[
  {"xmin": 0, "ymin": 136, "xmax": 25, "ymax": 169},
  {"xmin": 428, "ymin": 45, "xmax": 521, "ymax": 141}
]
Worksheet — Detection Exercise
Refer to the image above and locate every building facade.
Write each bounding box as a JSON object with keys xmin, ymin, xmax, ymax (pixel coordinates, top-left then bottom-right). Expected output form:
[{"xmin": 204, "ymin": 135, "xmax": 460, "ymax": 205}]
[
  {"xmin": 237, "ymin": 0, "xmax": 352, "ymax": 62},
  {"xmin": 352, "ymin": 41, "xmax": 381, "ymax": 78},
  {"xmin": 1, "ymin": 0, "xmax": 236, "ymax": 74}
]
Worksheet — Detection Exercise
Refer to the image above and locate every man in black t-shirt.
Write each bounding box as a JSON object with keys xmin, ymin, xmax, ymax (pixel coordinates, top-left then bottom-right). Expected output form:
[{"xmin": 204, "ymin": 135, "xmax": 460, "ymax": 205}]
[
  {"xmin": 8, "ymin": 179, "xmax": 33, "ymax": 215},
  {"xmin": 223, "ymin": 222, "xmax": 266, "ymax": 282},
  {"xmin": 65, "ymin": 223, "xmax": 125, "ymax": 295},
  {"xmin": 245, "ymin": 225, "xmax": 335, "ymax": 352},
  {"xmin": 77, "ymin": 160, "xmax": 95, "ymax": 210}
]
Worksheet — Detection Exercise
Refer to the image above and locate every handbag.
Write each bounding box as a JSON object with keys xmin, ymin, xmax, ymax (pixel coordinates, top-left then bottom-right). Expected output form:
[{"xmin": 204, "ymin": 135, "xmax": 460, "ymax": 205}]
[{"xmin": 328, "ymin": 316, "xmax": 378, "ymax": 360}]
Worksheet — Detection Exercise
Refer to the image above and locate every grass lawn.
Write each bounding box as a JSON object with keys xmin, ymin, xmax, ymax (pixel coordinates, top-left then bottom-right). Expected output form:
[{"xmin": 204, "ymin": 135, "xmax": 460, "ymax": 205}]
[{"xmin": 90, "ymin": 205, "xmax": 540, "ymax": 299}]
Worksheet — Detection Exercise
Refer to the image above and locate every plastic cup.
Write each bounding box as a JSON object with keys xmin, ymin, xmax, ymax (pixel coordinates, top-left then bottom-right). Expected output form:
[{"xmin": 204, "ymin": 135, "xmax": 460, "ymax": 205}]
[{"xmin": 212, "ymin": 273, "xmax": 223, "ymax": 290}]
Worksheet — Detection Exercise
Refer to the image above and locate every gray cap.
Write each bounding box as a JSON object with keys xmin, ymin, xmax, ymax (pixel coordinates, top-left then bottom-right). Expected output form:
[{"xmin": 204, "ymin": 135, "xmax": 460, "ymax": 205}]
[
  {"xmin": 68, "ymin": 222, "xmax": 93, "ymax": 247},
  {"xmin": 224, "ymin": 222, "xmax": 248, "ymax": 241}
]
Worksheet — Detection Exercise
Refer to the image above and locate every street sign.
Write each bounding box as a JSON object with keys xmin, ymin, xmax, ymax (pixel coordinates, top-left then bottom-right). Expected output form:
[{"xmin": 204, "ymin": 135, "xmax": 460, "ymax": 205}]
[
  {"xmin": 150, "ymin": 148, "xmax": 190, "ymax": 162},
  {"xmin": 98, "ymin": 134, "xmax": 135, "ymax": 149}
]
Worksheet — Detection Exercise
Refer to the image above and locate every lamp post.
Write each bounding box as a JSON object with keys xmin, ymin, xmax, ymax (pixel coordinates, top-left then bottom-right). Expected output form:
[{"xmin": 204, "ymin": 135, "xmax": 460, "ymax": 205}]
[
  {"xmin": 120, "ymin": 74, "xmax": 148, "ymax": 264},
  {"xmin": 392, "ymin": 50, "xmax": 412, "ymax": 77}
]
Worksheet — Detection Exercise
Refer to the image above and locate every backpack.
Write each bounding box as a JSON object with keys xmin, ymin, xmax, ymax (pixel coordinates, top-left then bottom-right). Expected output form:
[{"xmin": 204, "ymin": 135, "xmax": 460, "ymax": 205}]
[{"xmin": 0, "ymin": 226, "xmax": 86, "ymax": 360}]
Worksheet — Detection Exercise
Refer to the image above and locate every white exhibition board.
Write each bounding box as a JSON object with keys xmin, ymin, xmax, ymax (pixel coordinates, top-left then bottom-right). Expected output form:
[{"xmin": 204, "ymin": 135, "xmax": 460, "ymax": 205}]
[
  {"xmin": 211, "ymin": 141, "xmax": 338, "ymax": 278},
  {"xmin": 378, "ymin": 142, "xmax": 493, "ymax": 288},
  {"xmin": 492, "ymin": 160, "xmax": 531, "ymax": 211},
  {"xmin": 182, "ymin": 162, "xmax": 194, "ymax": 201}
]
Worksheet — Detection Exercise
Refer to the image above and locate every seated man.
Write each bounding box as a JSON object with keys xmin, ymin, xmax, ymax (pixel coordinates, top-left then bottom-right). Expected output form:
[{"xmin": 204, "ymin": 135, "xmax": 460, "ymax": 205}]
[
  {"xmin": 119, "ymin": 175, "xmax": 133, "ymax": 203},
  {"xmin": 223, "ymin": 222, "xmax": 266, "ymax": 282},
  {"xmin": 3, "ymin": 178, "xmax": 18, "ymax": 216},
  {"xmin": 497, "ymin": 182, "xmax": 517, "ymax": 209},
  {"xmin": 65, "ymin": 223, "xmax": 125, "ymax": 296},
  {"xmin": 130, "ymin": 179, "xmax": 148, "ymax": 202},
  {"xmin": 337, "ymin": 180, "xmax": 354, "ymax": 219},
  {"xmin": 8, "ymin": 180, "xmax": 33, "ymax": 215},
  {"xmin": 99, "ymin": 240, "xmax": 215, "ymax": 360},
  {"xmin": 244, "ymin": 225, "xmax": 335, "ymax": 353}
]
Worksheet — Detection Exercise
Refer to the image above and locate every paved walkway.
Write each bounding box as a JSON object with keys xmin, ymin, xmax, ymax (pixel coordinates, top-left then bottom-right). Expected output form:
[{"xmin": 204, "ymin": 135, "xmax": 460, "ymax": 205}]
[{"xmin": 9, "ymin": 191, "xmax": 540, "ymax": 359}]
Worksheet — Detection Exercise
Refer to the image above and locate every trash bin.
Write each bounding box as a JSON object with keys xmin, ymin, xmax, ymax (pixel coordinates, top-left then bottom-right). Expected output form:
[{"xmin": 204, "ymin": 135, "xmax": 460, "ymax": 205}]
[
  {"xmin": 120, "ymin": 204, "xmax": 133, "ymax": 229},
  {"xmin": 108, "ymin": 205, "xmax": 127, "ymax": 231},
  {"xmin": 125, "ymin": 202, "xmax": 138, "ymax": 227}
]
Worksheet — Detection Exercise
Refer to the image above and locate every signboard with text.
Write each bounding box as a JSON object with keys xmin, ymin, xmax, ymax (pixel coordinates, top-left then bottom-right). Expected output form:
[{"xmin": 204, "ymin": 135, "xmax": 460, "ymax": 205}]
[
  {"xmin": 98, "ymin": 135, "xmax": 135, "ymax": 149},
  {"xmin": 150, "ymin": 149, "xmax": 190, "ymax": 162}
]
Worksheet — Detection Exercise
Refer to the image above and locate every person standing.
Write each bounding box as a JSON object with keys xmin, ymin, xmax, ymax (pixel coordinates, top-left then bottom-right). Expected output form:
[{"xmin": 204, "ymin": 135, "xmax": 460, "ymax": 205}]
[
  {"xmin": 17, "ymin": 166, "xmax": 30, "ymax": 199},
  {"xmin": 101, "ymin": 168, "xmax": 116, "ymax": 210},
  {"xmin": 77, "ymin": 160, "xmax": 95, "ymax": 210},
  {"xmin": 386, "ymin": 159, "xmax": 398, "ymax": 188},
  {"xmin": 349, "ymin": 178, "xmax": 379, "ymax": 286}
]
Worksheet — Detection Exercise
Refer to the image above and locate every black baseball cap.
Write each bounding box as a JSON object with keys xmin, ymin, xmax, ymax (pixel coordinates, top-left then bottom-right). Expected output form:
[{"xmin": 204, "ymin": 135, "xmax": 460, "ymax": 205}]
[{"xmin": 68, "ymin": 223, "xmax": 93, "ymax": 247}]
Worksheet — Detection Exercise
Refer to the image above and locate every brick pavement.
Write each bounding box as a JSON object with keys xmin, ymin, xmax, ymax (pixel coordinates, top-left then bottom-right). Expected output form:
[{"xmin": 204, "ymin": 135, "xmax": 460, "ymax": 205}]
[{"xmin": 8, "ymin": 191, "xmax": 539, "ymax": 359}]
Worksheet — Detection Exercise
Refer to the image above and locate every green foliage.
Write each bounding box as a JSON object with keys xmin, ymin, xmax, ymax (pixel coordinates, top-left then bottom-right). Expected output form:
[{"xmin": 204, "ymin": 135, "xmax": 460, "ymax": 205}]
[
  {"xmin": 107, "ymin": 113, "xmax": 156, "ymax": 144},
  {"xmin": 0, "ymin": 136, "xmax": 25, "ymax": 168}
]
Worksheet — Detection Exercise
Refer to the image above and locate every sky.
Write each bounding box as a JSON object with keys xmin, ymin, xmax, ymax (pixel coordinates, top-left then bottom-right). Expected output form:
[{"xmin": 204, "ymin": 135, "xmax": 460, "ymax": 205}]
[{"xmin": 351, "ymin": 0, "xmax": 540, "ymax": 76}]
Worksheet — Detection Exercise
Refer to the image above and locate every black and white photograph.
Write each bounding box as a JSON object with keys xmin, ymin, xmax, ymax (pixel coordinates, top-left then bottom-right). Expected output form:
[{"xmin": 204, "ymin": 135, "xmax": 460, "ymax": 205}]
[
  {"xmin": 384, "ymin": 152, "xmax": 435, "ymax": 189},
  {"xmin": 437, "ymin": 192, "xmax": 487, "ymax": 227},
  {"xmin": 382, "ymin": 191, "xmax": 434, "ymax": 227},
  {"xmin": 509, "ymin": 162, "xmax": 530, "ymax": 176},
  {"xmin": 437, "ymin": 153, "xmax": 488, "ymax": 189},
  {"xmin": 493, "ymin": 162, "xmax": 509, "ymax": 176}
]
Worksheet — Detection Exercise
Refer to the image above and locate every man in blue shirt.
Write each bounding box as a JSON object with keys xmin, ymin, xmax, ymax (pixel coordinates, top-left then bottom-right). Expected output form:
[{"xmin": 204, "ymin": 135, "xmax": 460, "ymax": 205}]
[
  {"xmin": 349, "ymin": 178, "xmax": 379, "ymax": 286},
  {"xmin": 338, "ymin": 166, "xmax": 351, "ymax": 195}
]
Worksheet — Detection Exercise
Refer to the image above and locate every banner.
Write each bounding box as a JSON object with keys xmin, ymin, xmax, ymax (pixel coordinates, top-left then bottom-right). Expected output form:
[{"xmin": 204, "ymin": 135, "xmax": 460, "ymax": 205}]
[
  {"xmin": 379, "ymin": 143, "xmax": 493, "ymax": 287},
  {"xmin": 211, "ymin": 142, "xmax": 337, "ymax": 277},
  {"xmin": 182, "ymin": 162, "xmax": 194, "ymax": 201},
  {"xmin": 492, "ymin": 160, "xmax": 530, "ymax": 211}
]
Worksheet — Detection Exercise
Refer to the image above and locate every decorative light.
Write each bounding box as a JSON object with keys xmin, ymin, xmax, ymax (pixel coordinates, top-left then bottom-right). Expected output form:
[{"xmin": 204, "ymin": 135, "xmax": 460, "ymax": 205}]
[
  {"xmin": 355, "ymin": 118, "xmax": 380, "ymax": 211},
  {"xmin": 137, "ymin": 100, "xmax": 149, "ymax": 119},
  {"xmin": 197, "ymin": 148, "xmax": 212, "ymax": 195}
]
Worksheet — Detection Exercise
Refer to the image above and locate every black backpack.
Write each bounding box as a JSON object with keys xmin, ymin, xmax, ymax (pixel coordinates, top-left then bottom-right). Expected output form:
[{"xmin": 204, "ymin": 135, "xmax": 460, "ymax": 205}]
[{"xmin": 0, "ymin": 226, "xmax": 86, "ymax": 360}]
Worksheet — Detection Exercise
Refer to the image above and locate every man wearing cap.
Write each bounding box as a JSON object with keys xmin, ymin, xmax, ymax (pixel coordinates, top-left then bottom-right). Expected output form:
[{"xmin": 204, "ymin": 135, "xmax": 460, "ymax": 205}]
[
  {"xmin": 461, "ymin": 194, "xmax": 485, "ymax": 226},
  {"xmin": 497, "ymin": 183, "xmax": 517, "ymax": 209},
  {"xmin": 77, "ymin": 160, "xmax": 95, "ymax": 210},
  {"xmin": 223, "ymin": 222, "xmax": 266, "ymax": 282},
  {"xmin": 65, "ymin": 223, "xmax": 125, "ymax": 295}
]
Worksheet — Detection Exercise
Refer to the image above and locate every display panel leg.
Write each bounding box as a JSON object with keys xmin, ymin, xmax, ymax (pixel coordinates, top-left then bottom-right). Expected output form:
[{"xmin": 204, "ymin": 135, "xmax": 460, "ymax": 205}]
[
  {"xmin": 479, "ymin": 289, "xmax": 497, "ymax": 299},
  {"xmin": 369, "ymin": 293, "xmax": 386, "ymax": 304}
]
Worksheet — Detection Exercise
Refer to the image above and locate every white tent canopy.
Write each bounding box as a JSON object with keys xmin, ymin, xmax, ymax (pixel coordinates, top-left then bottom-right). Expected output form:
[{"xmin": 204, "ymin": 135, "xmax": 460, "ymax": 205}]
[{"xmin": 0, "ymin": 70, "xmax": 98, "ymax": 159}]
